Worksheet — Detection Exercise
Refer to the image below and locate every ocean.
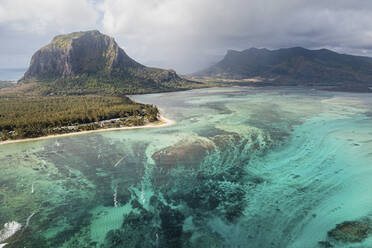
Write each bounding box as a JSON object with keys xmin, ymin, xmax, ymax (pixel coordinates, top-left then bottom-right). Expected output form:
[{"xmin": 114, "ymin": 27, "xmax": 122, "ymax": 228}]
[{"xmin": 1, "ymin": 87, "xmax": 372, "ymax": 247}]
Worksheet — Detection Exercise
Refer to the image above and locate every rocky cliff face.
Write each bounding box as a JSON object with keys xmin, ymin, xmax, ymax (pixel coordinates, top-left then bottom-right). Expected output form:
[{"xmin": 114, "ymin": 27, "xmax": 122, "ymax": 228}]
[
  {"xmin": 19, "ymin": 31, "xmax": 189, "ymax": 95},
  {"xmin": 21, "ymin": 30, "xmax": 142, "ymax": 82}
]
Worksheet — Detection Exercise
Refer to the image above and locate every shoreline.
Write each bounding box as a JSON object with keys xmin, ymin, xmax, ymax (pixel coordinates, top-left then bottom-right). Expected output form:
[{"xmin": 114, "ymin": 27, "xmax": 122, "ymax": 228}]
[{"xmin": 0, "ymin": 115, "xmax": 175, "ymax": 146}]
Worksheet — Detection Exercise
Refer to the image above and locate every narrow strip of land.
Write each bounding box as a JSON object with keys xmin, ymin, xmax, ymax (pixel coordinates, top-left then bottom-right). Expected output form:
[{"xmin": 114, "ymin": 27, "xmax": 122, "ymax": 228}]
[{"xmin": 0, "ymin": 115, "xmax": 175, "ymax": 145}]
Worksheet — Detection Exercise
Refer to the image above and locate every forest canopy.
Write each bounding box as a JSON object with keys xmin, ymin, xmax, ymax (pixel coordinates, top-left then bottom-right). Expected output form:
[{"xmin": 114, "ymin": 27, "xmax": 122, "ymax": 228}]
[{"xmin": 0, "ymin": 95, "xmax": 159, "ymax": 140}]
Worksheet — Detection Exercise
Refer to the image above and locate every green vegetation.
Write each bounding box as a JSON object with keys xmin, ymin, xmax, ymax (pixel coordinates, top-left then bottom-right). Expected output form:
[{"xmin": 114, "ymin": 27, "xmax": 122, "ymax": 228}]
[
  {"xmin": 21, "ymin": 30, "xmax": 206, "ymax": 94},
  {"xmin": 197, "ymin": 47, "xmax": 372, "ymax": 86},
  {"xmin": 0, "ymin": 95, "xmax": 159, "ymax": 141},
  {"xmin": 51, "ymin": 31, "xmax": 95, "ymax": 48},
  {"xmin": 33, "ymin": 73, "xmax": 206, "ymax": 96},
  {"xmin": 0, "ymin": 30, "xmax": 211, "ymax": 142}
]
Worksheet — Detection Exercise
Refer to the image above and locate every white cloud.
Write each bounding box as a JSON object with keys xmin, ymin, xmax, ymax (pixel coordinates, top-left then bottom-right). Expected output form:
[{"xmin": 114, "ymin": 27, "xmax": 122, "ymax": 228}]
[
  {"xmin": 0, "ymin": 0, "xmax": 99, "ymax": 34},
  {"xmin": 99, "ymin": 0, "xmax": 372, "ymax": 73},
  {"xmin": 0, "ymin": 0, "xmax": 100, "ymax": 70},
  {"xmin": 2, "ymin": 0, "xmax": 372, "ymax": 73}
]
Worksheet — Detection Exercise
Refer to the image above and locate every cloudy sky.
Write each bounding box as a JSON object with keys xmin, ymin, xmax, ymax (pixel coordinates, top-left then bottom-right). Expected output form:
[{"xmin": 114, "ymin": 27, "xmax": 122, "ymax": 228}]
[{"xmin": 1, "ymin": 0, "xmax": 372, "ymax": 73}]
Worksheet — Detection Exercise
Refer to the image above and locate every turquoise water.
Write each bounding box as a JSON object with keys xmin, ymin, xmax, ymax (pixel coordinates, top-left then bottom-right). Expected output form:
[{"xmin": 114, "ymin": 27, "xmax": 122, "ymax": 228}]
[{"xmin": 0, "ymin": 87, "xmax": 372, "ymax": 247}]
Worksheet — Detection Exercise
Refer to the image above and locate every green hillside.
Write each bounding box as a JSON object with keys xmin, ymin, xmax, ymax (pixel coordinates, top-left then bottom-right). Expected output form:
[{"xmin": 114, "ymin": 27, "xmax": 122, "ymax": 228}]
[
  {"xmin": 20, "ymin": 30, "xmax": 200, "ymax": 95},
  {"xmin": 196, "ymin": 47, "xmax": 372, "ymax": 86}
]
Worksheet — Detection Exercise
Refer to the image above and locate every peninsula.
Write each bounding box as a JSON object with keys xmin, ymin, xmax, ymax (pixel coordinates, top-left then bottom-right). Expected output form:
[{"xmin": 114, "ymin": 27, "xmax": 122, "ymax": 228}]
[{"xmin": 0, "ymin": 30, "xmax": 187, "ymax": 142}]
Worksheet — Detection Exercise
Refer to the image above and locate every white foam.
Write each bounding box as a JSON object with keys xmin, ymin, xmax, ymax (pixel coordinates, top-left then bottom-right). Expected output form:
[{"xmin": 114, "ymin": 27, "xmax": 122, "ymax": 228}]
[
  {"xmin": 113, "ymin": 186, "xmax": 118, "ymax": 208},
  {"xmin": 0, "ymin": 243, "xmax": 8, "ymax": 248},
  {"xmin": 140, "ymin": 188, "xmax": 146, "ymax": 204},
  {"xmin": 113, "ymin": 156, "xmax": 125, "ymax": 167},
  {"xmin": 0, "ymin": 221, "xmax": 22, "ymax": 243},
  {"xmin": 25, "ymin": 213, "xmax": 36, "ymax": 229}
]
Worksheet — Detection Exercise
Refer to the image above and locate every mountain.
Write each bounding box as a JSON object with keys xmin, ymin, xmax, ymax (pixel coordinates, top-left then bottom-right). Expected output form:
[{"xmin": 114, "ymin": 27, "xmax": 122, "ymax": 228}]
[
  {"xmin": 196, "ymin": 47, "xmax": 372, "ymax": 86},
  {"xmin": 19, "ymin": 30, "xmax": 193, "ymax": 95}
]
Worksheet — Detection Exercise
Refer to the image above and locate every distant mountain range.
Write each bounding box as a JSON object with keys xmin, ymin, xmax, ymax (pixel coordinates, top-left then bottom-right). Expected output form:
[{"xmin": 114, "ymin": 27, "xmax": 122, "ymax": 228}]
[
  {"xmin": 16, "ymin": 33, "xmax": 372, "ymax": 94},
  {"xmin": 19, "ymin": 30, "xmax": 195, "ymax": 95},
  {"xmin": 195, "ymin": 47, "xmax": 372, "ymax": 87}
]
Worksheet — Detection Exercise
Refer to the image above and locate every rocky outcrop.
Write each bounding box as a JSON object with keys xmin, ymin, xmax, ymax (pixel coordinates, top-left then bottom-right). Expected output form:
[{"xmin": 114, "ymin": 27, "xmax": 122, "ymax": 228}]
[
  {"xmin": 158, "ymin": 70, "xmax": 179, "ymax": 82},
  {"xmin": 21, "ymin": 30, "xmax": 141, "ymax": 82},
  {"xmin": 19, "ymin": 30, "xmax": 188, "ymax": 94},
  {"xmin": 327, "ymin": 220, "xmax": 371, "ymax": 243}
]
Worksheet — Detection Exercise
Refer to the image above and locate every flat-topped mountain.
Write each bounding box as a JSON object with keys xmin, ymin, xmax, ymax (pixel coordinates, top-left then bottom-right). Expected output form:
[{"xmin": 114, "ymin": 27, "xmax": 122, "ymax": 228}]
[
  {"xmin": 21, "ymin": 30, "xmax": 141, "ymax": 80},
  {"xmin": 20, "ymin": 30, "xmax": 192, "ymax": 95},
  {"xmin": 196, "ymin": 47, "xmax": 372, "ymax": 86}
]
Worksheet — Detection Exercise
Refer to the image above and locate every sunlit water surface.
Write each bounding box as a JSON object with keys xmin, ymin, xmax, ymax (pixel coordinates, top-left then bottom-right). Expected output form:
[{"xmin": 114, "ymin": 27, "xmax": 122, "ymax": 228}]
[{"xmin": 1, "ymin": 87, "xmax": 372, "ymax": 248}]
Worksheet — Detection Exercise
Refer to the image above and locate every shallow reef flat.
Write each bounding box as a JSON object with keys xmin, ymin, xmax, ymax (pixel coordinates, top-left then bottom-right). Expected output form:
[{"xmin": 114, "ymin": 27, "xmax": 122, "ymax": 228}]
[{"xmin": 1, "ymin": 87, "xmax": 372, "ymax": 248}]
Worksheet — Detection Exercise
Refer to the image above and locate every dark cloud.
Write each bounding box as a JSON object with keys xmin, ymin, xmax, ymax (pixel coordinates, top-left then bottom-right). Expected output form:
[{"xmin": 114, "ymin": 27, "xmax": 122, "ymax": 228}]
[{"xmin": 2, "ymin": 0, "xmax": 372, "ymax": 73}]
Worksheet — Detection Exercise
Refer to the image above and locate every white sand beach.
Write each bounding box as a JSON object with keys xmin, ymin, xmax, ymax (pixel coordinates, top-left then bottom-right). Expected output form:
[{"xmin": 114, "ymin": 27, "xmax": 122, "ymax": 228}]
[{"xmin": 0, "ymin": 115, "xmax": 175, "ymax": 145}]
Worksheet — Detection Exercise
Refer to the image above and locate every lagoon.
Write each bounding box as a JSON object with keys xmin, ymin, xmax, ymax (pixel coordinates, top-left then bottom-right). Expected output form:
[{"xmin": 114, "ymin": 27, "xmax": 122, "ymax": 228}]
[{"xmin": 1, "ymin": 87, "xmax": 372, "ymax": 247}]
